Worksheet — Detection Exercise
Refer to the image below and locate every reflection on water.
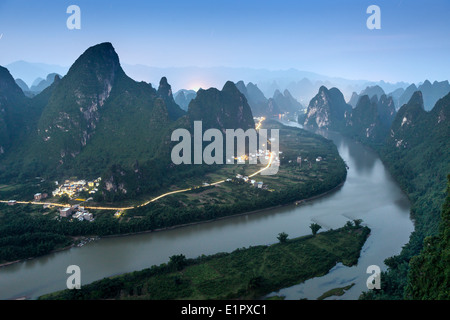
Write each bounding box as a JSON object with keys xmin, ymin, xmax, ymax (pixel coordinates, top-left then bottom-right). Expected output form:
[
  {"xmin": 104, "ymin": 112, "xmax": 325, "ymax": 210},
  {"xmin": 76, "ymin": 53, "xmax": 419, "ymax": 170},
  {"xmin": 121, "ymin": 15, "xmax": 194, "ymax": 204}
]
[
  {"xmin": 330, "ymin": 135, "xmax": 377, "ymax": 175},
  {"xmin": 308, "ymin": 127, "xmax": 378, "ymax": 175},
  {"xmin": 0, "ymin": 121, "xmax": 414, "ymax": 300}
]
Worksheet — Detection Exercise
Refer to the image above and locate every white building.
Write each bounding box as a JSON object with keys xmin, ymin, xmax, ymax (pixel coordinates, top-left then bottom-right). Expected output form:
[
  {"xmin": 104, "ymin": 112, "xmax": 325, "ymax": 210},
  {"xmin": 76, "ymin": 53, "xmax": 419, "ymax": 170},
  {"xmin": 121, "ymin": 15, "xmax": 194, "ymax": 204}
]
[{"xmin": 59, "ymin": 207, "xmax": 73, "ymax": 218}]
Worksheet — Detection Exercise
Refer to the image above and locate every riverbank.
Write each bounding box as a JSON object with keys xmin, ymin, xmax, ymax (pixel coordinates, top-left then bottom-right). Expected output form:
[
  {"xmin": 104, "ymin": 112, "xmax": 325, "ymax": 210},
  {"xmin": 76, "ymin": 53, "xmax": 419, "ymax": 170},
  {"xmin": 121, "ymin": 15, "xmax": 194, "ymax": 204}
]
[
  {"xmin": 39, "ymin": 224, "xmax": 371, "ymax": 300},
  {"xmin": 103, "ymin": 181, "xmax": 345, "ymax": 239},
  {"xmin": 0, "ymin": 236, "xmax": 101, "ymax": 269},
  {"xmin": 0, "ymin": 244, "xmax": 75, "ymax": 269},
  {"xmin": 0, "ymin": 181, "xmax": 345, "ymax": 269}
]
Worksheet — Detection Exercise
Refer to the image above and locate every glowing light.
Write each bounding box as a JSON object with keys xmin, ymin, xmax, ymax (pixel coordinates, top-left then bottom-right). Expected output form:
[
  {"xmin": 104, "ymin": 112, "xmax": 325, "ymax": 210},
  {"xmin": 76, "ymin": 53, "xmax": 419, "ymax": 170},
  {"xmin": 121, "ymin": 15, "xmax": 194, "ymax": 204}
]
[{"xmin": 188, "ymin": 83, "xmax": 204, "ymax": 92}]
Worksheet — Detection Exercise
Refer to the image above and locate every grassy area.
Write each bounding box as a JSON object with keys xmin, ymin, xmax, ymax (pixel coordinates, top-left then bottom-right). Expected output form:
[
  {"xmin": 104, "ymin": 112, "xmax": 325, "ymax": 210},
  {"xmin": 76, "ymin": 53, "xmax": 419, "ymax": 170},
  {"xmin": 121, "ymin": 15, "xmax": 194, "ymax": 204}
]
[
  {"xmin": 39, "ymin": 224, "xmax": 370, "ymax": 300},
  {"xmin": 317, "ymin": 283, "xmax": 355, "ymax": 300}
]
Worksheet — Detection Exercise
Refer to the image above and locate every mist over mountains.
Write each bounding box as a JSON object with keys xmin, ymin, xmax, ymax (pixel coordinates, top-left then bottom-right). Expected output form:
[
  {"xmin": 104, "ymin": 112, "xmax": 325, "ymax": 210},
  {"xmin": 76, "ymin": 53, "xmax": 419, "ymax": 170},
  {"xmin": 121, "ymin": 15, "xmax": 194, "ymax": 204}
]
[
  {"xmin": 11, "ymin": 59, "xmax": 448, "ymax": 115},
  {"xmin": 14, "ymin": 73, "xmax": 62, "ymax": 98},
  {"xmin": 6, "ymin": 61, "xmax": 69, "ymax": 87},
  {"xmin": 121, "ymin": 64, "xmax": 414, "ymax": 104},
  {"xmin": 8, "ymin": 60, "xmax": 420, "ymax": 106},
  {"xmin": 6, "ymin": 55, "xmax": 449, "ymax": 150},
  {"xmin": 173, "ymin": 89, "xmax": 197, "ymax": 111},
  {"xmin": 348, "ymin": 81, "xmax": 450, "ymax": 111}
]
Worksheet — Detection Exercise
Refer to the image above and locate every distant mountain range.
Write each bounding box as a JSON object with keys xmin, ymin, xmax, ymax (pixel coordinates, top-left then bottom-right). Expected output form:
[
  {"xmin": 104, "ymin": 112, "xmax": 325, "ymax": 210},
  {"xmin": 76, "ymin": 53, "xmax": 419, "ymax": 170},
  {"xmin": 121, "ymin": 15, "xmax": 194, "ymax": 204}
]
[
  {"xmin": 121, "ymin": 64, "xmax": 412, "ymax": 104},
  {"xmin": 14, "ymin": 73, "xmax": 62, "ymax": 97},
  {"xmin": 173, "ymin": 89, "xmax": 197, "ymax": 111},
  {"xmin": 5, "ymin": 59, "xmax": 410, "ymax": 102},
  {"xmin": 348, "ymin": 81, "xmax": 450, "ymax": 111},
  {"xmin": 303, "ymin": 82, "xmax": 449, "ymax": 147},
  {"xmin": 273, "ymin": 89, "xmax": 304, "ymax": 114},
  {"xmin": 8, "ymin": 60, "xmax": 449, "ymax": 113},
  {"xmin": 5, "ymin": 60, "xmax": 69, "ymax": 87},
  {"xmin": 348, "ymin": 85, "xmax": 386, "ymax": 108},
  {"xmin": 235, "ymin": 81, "xmax": 277, "ymax": 117},
  {"xmin": 235, "ymin": 80, "xmax": 304, "ymax": 117}
]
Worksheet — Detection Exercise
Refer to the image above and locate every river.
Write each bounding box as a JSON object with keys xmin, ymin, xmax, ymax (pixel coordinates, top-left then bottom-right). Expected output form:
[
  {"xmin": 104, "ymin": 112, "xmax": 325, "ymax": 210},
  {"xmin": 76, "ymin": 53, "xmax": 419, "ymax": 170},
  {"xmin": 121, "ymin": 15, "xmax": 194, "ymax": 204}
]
[{"xmin": 0, "ymin": 121, "xmax": 414, "ymax": 300}]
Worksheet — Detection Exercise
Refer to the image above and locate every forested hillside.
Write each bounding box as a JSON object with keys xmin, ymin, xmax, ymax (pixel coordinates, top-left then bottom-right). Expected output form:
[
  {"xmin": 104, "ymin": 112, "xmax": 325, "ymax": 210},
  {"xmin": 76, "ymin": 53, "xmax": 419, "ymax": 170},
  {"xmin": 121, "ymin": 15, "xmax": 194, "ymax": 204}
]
[{"xmin": 359, "ymin": 92, "xmax": 449, "ymax": 299}]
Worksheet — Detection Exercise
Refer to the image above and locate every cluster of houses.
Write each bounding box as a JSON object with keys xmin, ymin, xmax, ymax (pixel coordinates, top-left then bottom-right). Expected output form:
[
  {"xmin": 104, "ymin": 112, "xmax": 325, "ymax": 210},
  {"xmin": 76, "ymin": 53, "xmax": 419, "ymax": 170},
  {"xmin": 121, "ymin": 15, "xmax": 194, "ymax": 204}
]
[
  {"xmin": 230, "ymin": 174, "xmax": 265, "ymax": 189},
  {"xmin": 59, "ymin": 205, "xmax": 94, "ymax": 222},
  {"xmin": 293, "ymin": 156, "xmax": 324, "ymax": 167},
  {"xmin": 229, "ymin": 149, "xmax": 282, "ymax": 165},
  {"xmin": 52, "ymin": 178, "xmax": 101, "ymax": 199}
]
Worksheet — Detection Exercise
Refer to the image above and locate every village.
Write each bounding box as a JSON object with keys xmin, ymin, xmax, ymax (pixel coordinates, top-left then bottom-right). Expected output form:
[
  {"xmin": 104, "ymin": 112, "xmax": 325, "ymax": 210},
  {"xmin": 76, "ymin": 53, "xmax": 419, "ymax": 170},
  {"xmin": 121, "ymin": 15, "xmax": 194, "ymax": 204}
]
[
  {"xmin": 51, "ymin": 177, "xmax": 102, "ymax": 198},
  {"xmin": 3, "ymin": 146, "xmax": 325, "ymax": 222},
  {"xmin": 51, "ymin": 178, "xmax": 102, "ymax": 221},
  {"xmin": 4, "ymin": 177, "xmax": 103, "ymax": 222},
  {"xmin": 229, "ymin": 174, "xmax": 266, "ymax": 190}
]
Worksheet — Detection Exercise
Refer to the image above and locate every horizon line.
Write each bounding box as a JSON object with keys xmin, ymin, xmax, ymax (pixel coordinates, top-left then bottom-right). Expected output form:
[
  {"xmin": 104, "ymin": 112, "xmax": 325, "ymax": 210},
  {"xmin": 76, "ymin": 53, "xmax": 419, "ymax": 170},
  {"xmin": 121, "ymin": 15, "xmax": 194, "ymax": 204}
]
[{"xmin": 3, "ymin": 59, "xmax": 429, "ymax": 87}]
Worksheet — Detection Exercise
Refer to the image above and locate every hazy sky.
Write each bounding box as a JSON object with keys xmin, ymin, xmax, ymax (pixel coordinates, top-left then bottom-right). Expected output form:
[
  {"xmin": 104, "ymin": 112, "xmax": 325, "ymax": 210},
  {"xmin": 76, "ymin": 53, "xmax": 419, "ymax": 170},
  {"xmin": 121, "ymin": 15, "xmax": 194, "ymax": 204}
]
[{"xmin": 0, "ymin": 0, "xmax": 449, "ymax": 83}]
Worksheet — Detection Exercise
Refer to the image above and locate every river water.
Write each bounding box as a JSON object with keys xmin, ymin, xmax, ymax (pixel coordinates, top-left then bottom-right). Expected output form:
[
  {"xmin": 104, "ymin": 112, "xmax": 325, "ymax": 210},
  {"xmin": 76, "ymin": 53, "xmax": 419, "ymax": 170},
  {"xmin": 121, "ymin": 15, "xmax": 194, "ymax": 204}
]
[{"xmin": 0, "ymin": 121, "xmax": 414, "ymax": 300}]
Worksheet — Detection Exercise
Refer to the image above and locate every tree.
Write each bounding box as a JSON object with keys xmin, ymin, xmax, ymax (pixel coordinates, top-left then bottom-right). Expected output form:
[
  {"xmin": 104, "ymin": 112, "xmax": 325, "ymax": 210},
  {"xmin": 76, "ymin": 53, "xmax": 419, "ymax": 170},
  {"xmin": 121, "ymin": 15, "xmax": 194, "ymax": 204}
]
[
  {"xmin": 353, "ymin": 219, "xmax": 363, "ymax": 227},
  {"xmin": 277, "ymin": 232, "xmax": 288, "ymax": 243},
  {"xmin": 248, "ymin": 276, "xmax": 265, "ymax": 290},
  {"xmin": 345, "ymin": 220, "xmax": 354, "ymax": 229},
  {"xmin": 59, "ymin": 194, "xmax": 70, "ymax": 204},
  {"xmin": 169, "ymin": 254, "xmax": 187, "ymax": 271},
  {"xmin": 78, "ymin": 190, "xmax": 89, "ymax": 199},
  {"xmin": 310, "ymin": 223, "xmax": 322, "ymax": 235}
]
